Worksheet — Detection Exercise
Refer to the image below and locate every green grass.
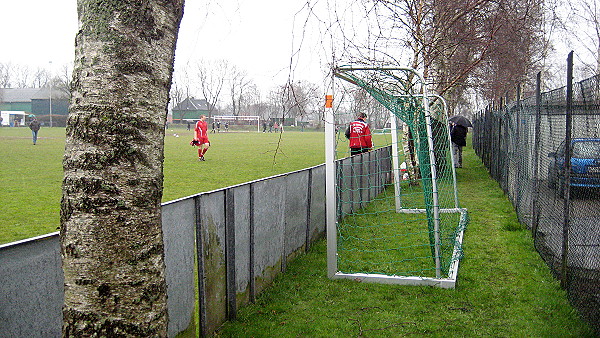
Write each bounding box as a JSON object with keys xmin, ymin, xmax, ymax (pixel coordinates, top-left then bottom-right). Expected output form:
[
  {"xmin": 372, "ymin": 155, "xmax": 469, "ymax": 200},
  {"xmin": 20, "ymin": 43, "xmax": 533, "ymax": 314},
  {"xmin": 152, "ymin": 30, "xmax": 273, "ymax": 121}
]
[
  {"xmin": 0, "ymin": 126, "xmax": 389, "ymax": 244},
  {"xmin": 213, "ymin": 139, "xmax": 594, "ymax": 337},
  {"xmin": 1, "ymin": 127, "xmax": 594, "ymax": 336}
]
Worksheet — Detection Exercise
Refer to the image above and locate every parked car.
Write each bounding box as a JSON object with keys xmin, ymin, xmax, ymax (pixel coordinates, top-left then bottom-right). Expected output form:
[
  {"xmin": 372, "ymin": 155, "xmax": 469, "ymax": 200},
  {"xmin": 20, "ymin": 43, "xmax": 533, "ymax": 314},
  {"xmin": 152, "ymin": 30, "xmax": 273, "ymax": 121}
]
[{"xmin": 548, "ymin": 138, "xmax": 600, "ymax": 196}]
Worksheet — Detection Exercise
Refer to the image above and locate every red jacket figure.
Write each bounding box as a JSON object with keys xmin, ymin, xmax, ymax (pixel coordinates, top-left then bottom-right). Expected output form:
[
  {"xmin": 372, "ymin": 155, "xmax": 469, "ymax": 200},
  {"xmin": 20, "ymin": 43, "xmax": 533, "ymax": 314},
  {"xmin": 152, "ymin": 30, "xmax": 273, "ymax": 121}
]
[
  {"xmin": 345, "ymin": 113, "xmax": 372, "ymax": 155},
  {"xmin": 191, "ymin": 115, "xmax": 210, "ymax": 161}
]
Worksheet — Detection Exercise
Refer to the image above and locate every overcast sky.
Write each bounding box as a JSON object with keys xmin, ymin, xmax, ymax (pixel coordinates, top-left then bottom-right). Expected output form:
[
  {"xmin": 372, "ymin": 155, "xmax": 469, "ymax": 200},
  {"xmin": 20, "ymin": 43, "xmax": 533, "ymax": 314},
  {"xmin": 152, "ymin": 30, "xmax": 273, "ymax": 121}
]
[
  {"xmin": 0, "ymin": 0, "xmax": 331, "ymax": 95},
  {"xmin": 1, "ymin": 0, "xmax": 595, "ymax": 97}
]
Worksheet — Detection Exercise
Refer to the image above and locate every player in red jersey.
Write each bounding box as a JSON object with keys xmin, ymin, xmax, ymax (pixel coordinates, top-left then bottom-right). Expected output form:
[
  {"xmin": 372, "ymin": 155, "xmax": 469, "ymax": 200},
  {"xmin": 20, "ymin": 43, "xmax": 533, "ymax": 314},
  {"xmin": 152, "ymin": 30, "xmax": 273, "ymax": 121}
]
[
  {"xmin": 191, "ymin": 115, "xmax": 210, "ymax": 161},
  {"xmin": 345, "ymin": 112, "xmax": 372, "ymax": 155}
]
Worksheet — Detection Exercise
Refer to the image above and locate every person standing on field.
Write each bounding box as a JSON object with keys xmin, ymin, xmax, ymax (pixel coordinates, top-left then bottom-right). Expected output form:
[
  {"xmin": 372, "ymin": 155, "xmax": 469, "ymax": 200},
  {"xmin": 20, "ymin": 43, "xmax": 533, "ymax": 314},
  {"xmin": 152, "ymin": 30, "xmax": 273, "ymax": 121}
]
[
  {"xmin": 191, "ymin": 115, "xmax": 210, "ymax": 161},
  {"xmin": 28, "ymin": 116, "xmax": 41, "ymax": 145},
  {"xmin": 345, "ymin": 112, "xmax": 372, "ymax": 155}
]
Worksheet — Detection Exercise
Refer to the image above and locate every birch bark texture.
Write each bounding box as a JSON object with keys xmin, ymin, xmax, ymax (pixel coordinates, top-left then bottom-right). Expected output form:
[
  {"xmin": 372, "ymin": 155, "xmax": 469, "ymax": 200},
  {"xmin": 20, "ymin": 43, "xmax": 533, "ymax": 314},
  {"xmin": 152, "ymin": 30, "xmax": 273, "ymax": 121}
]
[{"xmin": 60, "ymin": 1, "xmax": 184, "ymax": 336}]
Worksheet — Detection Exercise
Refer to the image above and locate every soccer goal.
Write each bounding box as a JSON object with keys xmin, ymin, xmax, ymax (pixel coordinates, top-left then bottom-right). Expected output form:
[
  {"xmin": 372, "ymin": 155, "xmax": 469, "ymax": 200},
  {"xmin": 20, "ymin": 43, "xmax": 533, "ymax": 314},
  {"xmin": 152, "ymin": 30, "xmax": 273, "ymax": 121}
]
[
  {"xmin": 212, "ymin": 115, "xmax": 261, "ymax": 132},
  {"xmin": 325, "ymin": 66, "xmax": 468, "ymax": 289}
]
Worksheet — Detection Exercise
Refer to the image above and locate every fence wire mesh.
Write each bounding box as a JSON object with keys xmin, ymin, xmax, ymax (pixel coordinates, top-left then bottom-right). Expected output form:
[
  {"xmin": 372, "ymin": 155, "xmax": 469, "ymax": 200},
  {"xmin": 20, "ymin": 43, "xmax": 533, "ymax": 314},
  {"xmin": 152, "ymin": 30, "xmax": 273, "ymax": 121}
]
[{"xmin": 473, "ymin": 73, "xmax": 600, "ymax": 334}]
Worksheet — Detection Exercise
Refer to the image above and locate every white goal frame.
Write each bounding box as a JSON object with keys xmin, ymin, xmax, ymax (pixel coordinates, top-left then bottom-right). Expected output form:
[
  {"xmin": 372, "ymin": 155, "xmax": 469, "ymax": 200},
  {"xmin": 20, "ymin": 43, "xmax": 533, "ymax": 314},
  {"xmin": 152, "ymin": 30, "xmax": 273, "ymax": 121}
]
[
  {"xmin": 212, "ymin": 115, "xmax": 261, "ymax": 132},
  {"xmin": 325, "ymin": 66, "xmax": 467, "ymax": 289}
]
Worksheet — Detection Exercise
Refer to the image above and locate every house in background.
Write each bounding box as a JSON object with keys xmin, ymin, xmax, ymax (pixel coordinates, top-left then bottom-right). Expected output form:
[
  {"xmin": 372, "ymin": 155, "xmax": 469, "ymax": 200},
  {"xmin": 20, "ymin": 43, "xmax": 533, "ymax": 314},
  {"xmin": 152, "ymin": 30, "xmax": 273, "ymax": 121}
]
[
  {"xmin": 171, "ymin": 97, "xmax": 211, "ymax": 123},
  {"xmin": 0, "ymin": 88, "xmax": 69, "ymax": 126}
]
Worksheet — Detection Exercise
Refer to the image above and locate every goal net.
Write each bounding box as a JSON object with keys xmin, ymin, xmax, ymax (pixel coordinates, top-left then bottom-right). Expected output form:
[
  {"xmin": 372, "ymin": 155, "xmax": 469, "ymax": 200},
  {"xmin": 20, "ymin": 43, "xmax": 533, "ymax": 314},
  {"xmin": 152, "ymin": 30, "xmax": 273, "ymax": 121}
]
[
  {"xmin": 325, "ymin": 66, "xmax": 468, "ymax": 288},
  {"xmin": 212, "ymin": 115, "xmax": 261, "ymax": 132}
]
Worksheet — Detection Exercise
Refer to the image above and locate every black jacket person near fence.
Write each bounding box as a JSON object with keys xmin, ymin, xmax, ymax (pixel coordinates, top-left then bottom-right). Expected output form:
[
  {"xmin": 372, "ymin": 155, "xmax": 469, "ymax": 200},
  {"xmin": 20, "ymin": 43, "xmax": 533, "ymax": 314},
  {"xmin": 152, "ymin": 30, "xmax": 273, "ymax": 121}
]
[{"xmin": 450, "ymin": 122, "xmax": 468, "ymax": 168}]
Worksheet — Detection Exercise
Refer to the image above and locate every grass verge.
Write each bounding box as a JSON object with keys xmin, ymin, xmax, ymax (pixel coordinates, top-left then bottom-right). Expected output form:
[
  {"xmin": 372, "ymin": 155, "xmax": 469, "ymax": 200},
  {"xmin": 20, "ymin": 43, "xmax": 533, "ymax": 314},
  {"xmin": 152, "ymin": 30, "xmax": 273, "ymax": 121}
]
[{"xmin": 213, "ymin": 140, "xmax": 594, "ymax": 337}]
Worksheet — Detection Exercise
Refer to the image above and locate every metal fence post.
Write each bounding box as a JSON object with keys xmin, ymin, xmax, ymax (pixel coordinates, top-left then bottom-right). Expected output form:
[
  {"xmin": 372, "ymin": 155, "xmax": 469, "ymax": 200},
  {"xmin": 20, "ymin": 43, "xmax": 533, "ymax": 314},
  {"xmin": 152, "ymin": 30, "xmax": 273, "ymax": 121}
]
[
  {"xmin": 561, "ymin": 51, "xmax": 574, "ymax": 288},
  {"xmin": 249, "ymin": 183, "xmax": 256, "ymax": 303},
  {"xmin": 532, "ymin": 72, "xmax": 542, "ymax": 238},
  {"xmin": 195, "ymin": 196, "xmax": 208, "ymax": 337},
  {"xmin": 225, "ymin": 188, "xmax": 237, "ymax": 320}
]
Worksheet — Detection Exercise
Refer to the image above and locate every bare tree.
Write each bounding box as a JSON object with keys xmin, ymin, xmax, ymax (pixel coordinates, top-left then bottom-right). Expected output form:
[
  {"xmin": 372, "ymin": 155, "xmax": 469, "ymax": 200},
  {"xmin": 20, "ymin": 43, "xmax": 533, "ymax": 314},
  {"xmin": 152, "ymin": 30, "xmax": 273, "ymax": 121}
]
[
  {"xmin": 196, "ymin": 59, "xmax": 230, "ymax": 120},
  {"xmin": 0, "ymin": 62, "xmax": 15, "ymax": 88},
  {"xmin": 473, "ymin": 0, "xmax": 546, "ymax": 102},
  {"xmin": 60, "ymin": 0, "xmax": 184, "ymax": 335},
  {"xmin": 169, "ymin": 74, "xmax": 187, "ymax": 120},
  {"xmin": 55, "ymin": 64, "xmax": 73, "ymax": 98},
  {"xmin": 14, "ymin": 65, "xmax": 33, "ymax": 88},
  {"xmin": 271, "ymin": 80, "xmax": 320, "ymax": 125},
  {"xmin": 229, "ymin": 65, "xmax": 254, "ymax": 116},
  {"xmin": 557, "ymin": 0, "xmax": 600, "ymax": 77},
  {"xmin": 338, "ymin": 0, "xmax": 545, "ymax": 110},
  {"xmin": 30, "ymin": 67, "xmax": 52, "ymax": 88}
]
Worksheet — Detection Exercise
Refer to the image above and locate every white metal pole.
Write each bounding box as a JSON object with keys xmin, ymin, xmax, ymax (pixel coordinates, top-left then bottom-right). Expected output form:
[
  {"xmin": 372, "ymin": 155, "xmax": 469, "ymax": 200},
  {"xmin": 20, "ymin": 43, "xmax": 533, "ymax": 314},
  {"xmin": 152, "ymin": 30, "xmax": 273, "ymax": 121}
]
[
  {"xmin": 390, "ymin": 112, "xmax": 402, "ymax": 212},
  {"xmin": 325, "ymin": 86, "xmax": 337, "ymax": 279},
  {"xmin": 420, "ymin": 80, "xmax": 442, "ymax": 279},
  {"xmin": 49, "ymin": 61, "xmax": 53, "ymax": 128}
]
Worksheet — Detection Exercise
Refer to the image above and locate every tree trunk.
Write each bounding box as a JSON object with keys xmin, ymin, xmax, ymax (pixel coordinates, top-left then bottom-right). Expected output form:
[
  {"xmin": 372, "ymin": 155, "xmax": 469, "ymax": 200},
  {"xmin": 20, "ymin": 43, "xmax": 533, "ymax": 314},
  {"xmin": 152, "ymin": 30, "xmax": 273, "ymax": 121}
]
[{"xmin": 60, "ymin": 1, "xmax": 184, "ymax": 336}]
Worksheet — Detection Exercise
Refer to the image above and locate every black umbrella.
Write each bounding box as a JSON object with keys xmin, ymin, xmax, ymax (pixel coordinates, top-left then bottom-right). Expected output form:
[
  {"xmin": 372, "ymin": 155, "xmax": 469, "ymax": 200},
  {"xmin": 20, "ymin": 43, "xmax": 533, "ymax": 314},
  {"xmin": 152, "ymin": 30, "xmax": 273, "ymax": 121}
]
[{"xmin": 448, "ymin": 115, "xmax": 472, "ymax": 128}]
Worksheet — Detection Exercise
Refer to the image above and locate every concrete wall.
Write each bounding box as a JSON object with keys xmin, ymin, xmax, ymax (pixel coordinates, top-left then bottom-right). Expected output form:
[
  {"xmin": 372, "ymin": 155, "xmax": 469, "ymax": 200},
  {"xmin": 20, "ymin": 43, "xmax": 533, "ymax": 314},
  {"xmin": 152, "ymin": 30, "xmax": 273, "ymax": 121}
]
[
  {"xmin": 0, "ymin": 147, "xmax": 392, "ymax": 337},
  {"xmin": 0, "ymin": 233, "xmax": 63, "ymax": 337}
]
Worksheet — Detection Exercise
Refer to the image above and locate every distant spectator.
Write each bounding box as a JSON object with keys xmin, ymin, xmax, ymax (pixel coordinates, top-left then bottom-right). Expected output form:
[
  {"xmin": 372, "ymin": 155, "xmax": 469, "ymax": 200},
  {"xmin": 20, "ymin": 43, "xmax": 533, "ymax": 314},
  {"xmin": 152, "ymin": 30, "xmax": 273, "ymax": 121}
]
[{"xmin": 29, "ymin": 116, "xmax": 41, "ymax": 145}]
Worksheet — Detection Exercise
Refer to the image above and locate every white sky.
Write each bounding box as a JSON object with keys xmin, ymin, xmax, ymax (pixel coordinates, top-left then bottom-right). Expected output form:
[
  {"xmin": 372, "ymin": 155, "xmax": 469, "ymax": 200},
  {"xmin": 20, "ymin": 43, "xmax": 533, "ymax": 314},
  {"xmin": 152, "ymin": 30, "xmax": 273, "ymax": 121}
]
[
  {"xmin": 1, "ymin": 0, "xmax": 596, "ymax": 97},
  {"xmin": 0, "ymin": 0, "xmax": 332, "ymax": 95}
]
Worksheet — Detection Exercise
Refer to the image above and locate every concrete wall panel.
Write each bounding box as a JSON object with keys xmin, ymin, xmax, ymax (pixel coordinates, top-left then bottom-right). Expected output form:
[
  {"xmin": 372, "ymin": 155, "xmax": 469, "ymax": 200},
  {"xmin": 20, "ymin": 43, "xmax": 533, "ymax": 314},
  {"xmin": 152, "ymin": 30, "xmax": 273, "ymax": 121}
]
[
  {"xmin": 252, "ymin": 177, "xmax": 285, "ymax": 292},
  {"xmin": 0, "ymin": 233, "xmax": 62, "ymax": 338},
  {"xmin": 198, "ymin": 191, "xmax": 227, "ymax": 334},
  {"xmin": 309, "ymin": 165, "xmax": 327, "ymax": 242},
  {"xmin": 284, "ymin": 171, "xmax": 310, "ymax": 258},
  {"xmin": 162, "ymin": 199, "xmax": 196, "ymax": 336},
  {"xmin": 233, "ymin": 185, "xmax": 251, "ymax": 304}
]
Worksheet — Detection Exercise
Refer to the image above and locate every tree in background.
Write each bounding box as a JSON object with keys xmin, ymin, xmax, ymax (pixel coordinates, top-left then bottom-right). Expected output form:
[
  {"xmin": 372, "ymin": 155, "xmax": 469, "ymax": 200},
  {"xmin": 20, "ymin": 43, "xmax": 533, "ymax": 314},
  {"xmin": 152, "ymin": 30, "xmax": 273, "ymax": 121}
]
[
  {"xmin": 556, "ymin": 0, "xmax": 600, "ymax": 77},
  {"xmin": 60, "ymin": 0, "xmax": 184, "ymax": 335},
  {"xmin": 369, "ymin": 0, "xmax": 546, "ymax": 113},
  {"xmin": 229, "ymin": 65, "xmax": 255, "ymax": 117},
  {"xmin": 196, "ymin": 59, "xmax": 229, "ymax": 121}
]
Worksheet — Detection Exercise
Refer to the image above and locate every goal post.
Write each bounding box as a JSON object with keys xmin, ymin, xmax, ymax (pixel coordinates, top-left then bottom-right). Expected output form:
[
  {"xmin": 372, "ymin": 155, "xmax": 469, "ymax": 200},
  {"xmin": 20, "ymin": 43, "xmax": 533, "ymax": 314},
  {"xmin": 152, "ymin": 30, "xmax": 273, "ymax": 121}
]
[
  {"xmin": 212, "ymin": 115, "xmax": 261, "ymax": 132},
  {"xmin": 325, "ymin": 66, "xmax": 468, "ymax": 288}
]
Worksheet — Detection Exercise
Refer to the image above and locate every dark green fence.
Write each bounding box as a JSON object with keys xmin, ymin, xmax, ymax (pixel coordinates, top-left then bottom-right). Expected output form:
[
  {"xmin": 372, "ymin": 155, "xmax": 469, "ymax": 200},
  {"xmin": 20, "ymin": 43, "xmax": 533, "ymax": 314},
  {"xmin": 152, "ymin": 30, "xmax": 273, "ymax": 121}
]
[{"xmin": 473, "ymin": 55, "xmax": 600, "ymax": 335}]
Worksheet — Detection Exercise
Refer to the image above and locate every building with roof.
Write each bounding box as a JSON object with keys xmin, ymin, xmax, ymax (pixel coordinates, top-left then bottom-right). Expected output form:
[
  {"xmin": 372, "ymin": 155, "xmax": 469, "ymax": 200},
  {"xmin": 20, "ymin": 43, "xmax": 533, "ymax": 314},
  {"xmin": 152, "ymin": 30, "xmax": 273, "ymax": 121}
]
[
  {"xmin": 171, "ymin": 97, "xmax": 211, "ymax": 123},
  {"xmin": 0, "ymin": 88, "xmax": 69, "ymax": 126}
]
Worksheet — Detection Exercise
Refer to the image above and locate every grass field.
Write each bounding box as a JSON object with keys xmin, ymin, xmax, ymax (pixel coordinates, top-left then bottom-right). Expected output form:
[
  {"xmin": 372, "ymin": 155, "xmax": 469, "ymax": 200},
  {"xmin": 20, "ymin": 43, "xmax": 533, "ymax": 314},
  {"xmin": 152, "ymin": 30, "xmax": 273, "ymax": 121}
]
[
  {"xmin": 0, "ymin": 126, "xmax": 594, "ymax": 336},
  {"xmin": 0, "ymin": 125, "xmax": 394, "ymax": 244},
  {"xmin": 0, "ymin": 126, "xmax": 330, "ymax": 244}
]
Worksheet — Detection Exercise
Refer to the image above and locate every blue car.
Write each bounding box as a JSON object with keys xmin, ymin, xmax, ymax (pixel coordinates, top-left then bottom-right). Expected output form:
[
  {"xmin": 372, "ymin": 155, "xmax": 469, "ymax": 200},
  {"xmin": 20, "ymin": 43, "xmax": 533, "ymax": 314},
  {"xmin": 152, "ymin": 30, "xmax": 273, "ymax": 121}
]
[{"xmin": 548, "ymin": 138, "xmax": 600, "ymax": 195}]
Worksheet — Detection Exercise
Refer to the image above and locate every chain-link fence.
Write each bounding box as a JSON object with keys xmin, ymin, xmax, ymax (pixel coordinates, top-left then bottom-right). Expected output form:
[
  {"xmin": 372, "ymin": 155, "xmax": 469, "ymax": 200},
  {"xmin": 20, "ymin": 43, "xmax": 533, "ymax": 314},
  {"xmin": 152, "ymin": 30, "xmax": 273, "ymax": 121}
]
[{"xmin": 473, "ymin": 56, "xmax": 600, "ymax": 334}]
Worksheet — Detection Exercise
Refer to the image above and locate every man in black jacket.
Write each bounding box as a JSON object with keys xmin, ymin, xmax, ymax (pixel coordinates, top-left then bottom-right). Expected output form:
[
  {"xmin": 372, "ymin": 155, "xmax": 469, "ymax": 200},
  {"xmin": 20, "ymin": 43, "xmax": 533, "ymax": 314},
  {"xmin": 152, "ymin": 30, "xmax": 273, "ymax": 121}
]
[{"xmin": 450, "ymin": 121, "xmax": 467, "ymax": 168}]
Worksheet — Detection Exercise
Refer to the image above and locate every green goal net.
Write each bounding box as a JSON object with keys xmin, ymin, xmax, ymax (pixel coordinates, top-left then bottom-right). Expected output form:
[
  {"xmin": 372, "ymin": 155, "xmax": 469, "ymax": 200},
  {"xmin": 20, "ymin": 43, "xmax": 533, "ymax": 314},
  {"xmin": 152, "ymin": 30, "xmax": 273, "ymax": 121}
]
[{"xmin": 325, "ymin": 67, "xmax": 468, "ymax": 288}]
